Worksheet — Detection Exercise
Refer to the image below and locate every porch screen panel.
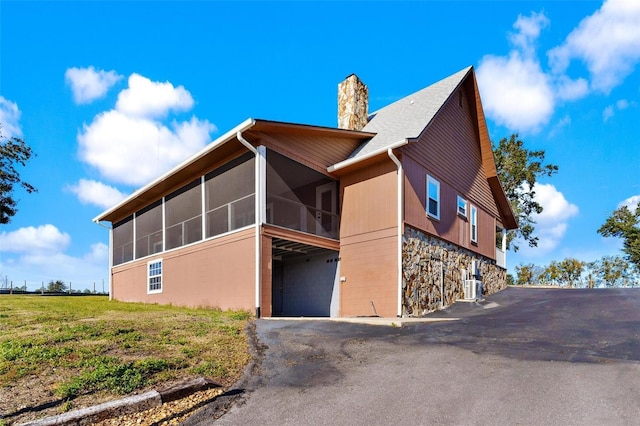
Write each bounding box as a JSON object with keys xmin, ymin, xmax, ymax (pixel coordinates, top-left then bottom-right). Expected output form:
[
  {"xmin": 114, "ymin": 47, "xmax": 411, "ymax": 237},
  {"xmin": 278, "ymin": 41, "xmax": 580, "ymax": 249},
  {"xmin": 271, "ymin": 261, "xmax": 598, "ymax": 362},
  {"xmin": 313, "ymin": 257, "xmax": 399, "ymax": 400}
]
[
  {"xmin": 205, "ymin": 153, "xmax": 255, "ymax": 238},
  {"xmin": 165, "ymin": 179, "xmax": 202, "ymax": 250},
  {"xmin": 266, "ymin": 149, "xmax": 338, "ymax": 239},
  {"xmin": 113, "ymin": 216, "xmax": 133, "ymax": 265},
  {"xmin": 135, "ymin": 200, "xmax": 163, "ymax": 259}
]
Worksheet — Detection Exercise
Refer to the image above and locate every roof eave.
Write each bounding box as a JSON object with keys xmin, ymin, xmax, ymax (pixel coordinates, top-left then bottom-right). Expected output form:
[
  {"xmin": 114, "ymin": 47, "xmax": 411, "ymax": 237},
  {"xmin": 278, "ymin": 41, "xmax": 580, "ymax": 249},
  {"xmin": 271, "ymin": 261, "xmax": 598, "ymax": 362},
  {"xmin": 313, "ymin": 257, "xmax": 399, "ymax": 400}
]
[
  {"xmin": 251, "ymin": 119, "xmax": 377, "ymax": 139},
  {"xmin": 327, "ymin": 139, "xmax": 410, "ymax": 174},
  {"xmin": 468, "ymin": 70, "xmax": 518, "ymax": 230}
]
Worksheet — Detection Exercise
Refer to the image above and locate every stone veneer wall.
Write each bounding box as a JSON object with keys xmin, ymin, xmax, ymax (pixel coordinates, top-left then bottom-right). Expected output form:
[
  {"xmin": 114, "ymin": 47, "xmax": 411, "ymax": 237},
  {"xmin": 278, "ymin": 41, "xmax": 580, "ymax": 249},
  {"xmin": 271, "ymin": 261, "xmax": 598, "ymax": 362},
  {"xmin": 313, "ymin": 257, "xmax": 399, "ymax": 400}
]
[
  {"xmin": 337, "ymin": 74, "xmax": 368, "ymax": 131},
  {"xmin": 402, "ymin": 226, "xmax": 507, "ymax": 317}
]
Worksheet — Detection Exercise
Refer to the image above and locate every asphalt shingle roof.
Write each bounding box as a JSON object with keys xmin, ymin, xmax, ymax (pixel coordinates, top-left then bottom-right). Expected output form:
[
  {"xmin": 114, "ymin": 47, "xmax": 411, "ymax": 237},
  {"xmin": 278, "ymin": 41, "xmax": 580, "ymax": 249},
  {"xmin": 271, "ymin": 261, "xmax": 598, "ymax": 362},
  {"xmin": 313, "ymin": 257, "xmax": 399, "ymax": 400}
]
[{"xmin": 352, "ymin": 66, "xmax": 472, "ymax": 159}]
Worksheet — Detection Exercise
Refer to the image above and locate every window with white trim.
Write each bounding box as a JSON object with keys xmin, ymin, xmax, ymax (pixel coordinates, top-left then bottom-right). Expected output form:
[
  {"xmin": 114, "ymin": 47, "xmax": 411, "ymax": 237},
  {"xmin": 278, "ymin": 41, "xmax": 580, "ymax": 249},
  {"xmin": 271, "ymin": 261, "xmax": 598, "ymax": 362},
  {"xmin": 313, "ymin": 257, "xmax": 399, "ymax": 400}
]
[
  {"xmin": 457, "ymin": 195, "xmax": 468, "ymax": 217},
  {"xmin": 470, "ymin": 205, "xmax": 478, "ymax": 243},
  {"xmin": 426, "ymin": 175, "xmax": 440, "ymax": 219},
  {"xmin": 147, "ymin": 259, "xmax": 163, "ymax": 294}
]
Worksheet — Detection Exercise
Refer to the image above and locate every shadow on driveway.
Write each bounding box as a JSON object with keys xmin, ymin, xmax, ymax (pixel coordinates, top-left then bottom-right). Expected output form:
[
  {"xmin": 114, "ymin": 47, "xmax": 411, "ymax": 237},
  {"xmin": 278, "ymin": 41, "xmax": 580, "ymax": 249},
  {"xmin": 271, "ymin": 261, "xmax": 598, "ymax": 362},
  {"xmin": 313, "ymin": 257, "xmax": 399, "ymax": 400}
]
[
  {"xmin": 184, "ymin": 287, "xmax": 640, "ymax": 424},
  {"xmin": 413, "ymin": 287, "xmax": 640, "ymax": 363}
]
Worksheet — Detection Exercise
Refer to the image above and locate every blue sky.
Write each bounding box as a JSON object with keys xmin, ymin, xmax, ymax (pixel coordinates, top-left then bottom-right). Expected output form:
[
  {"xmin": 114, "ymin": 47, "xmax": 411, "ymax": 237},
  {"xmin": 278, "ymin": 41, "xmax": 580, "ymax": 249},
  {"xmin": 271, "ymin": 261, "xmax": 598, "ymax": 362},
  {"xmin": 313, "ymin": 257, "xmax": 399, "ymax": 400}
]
[{"xmin": 1, "ymin": 0, "xmax": 639, "ymax": 290}]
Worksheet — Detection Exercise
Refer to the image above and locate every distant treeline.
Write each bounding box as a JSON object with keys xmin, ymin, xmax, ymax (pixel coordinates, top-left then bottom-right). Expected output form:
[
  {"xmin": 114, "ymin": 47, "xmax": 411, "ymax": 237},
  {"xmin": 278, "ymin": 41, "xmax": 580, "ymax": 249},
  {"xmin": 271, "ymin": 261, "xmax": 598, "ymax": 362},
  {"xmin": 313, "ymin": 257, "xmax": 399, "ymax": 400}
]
[
  {"xmin": 1, "ymin": 279, "xmax": 106, "ymax": 294},
  {"xmin": 0, "ymin": 289, "xmax": 108, "ymax": 296},
  {"xmin": 511, "ymin": 255, "xmax": 639, "ymax": 288}
]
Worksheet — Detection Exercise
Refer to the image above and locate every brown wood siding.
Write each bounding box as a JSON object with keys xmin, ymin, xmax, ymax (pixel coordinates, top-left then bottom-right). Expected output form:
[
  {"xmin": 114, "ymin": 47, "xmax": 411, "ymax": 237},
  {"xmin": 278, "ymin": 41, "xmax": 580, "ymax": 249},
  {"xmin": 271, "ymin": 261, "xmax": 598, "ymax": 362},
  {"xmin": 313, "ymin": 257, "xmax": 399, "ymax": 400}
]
[
  {"xmin": 404, "ymin": 154, "xmax": 497, "ymax": 260},
  {"xmin": 339, "ymin": 228, "xmax": 397, "ymax": 317},
  {"xmin": 252, "ymin": 131, "xmax": 362, "ymax": 175},
  {"xmin": 339, "ymin": 159, "xmax": 398, "ymax": 238},
  {"xmin": 477, "ymin": 210, "xmax": 497, "ymax": 259},
  {"xmin": 401, "ymin": 87, "xmax": 501, "ymax": 259},
  {"xmin": 404, "ymin": 155, "xmax": 457, "ymax": 242},
  {"xmin": 111, "ymin": 228, "xmax": 255, "ymax": 310},
  {"xmin": 402, "ymin": 87, "xmax": 500, "ymax": 218},
  {"xmin": 260, "ymin": 234, "xmax": 272, "ymax": 317},
  {"xmin": 338, "ymin": 158, "xmax": 399, "ymax": 317}
]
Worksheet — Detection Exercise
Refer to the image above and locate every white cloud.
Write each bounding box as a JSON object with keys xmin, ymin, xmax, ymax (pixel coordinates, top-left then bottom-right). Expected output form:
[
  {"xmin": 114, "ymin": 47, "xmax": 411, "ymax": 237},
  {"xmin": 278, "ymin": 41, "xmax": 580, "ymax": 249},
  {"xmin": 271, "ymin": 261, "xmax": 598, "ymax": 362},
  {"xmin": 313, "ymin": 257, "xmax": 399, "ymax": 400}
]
[
  {"xmin": 0, "ymin": 224, "xmax": 70, "ymax": 253},
  {"xmin": 67, "ymin": 179, "xmax": 127, "ymax": 209},
  {"xmin": 0, "ymin": 96, "xmax": 23, "ymax": 138},
  {"xmin": 479, "ymin": 3, "xmax": 640, "ymax": 134},
  {"xmin": 535, "ymin": 183, "xmax": 579, "ymax": 223},
  {"xmin": 548, "ymin": 115, "xmax": 571, "ymax": 138},
  {"xmin": 603, "ymin": 105, "xmax": 615, "ymax": 122},
  {"xmin": 75, "ymin": 71, "xmax": 216, "ymax": 187},
  {"xmin": 509, "ymin": 12, "xmax": 550, "ymax": 56},
  {"xmin": 86, "ymin": 242, "xmax": 109, "ymax": 262},
  {"xmin": 65, "ymin": 66, "xmax": 122, "ymax": 104},
  {"xmin": 0, "ymin": 240, "xmax": 109, "ymax": 291},
  {"xmin": 519, "ymin": 183, "xmax": 579, "ymax": 257},
  {"xmin": 548, "ymin": 0, "xmax": 640, "ymax": 93},
  {"xmin": 79, "ymin": 111, "xmax": 214, "ymax": 186},
  {"xmin": 0, "ymin": 224, "xmax": 108, "ymax": 291},
  {"xmin": 477, "ymin": 52, "xmax": 554, "ymax": 132},
  {"xmin": 602, "ymin": 98, "xmax": 636, "ymax": 122},
  {"xmin": 477, "ymin": 12, "xmax": 555, "ymax": 132},
  {"xmin": 616, "ymin": 99, "xmax": 630, "ymax": 110},
  {"xmin": 555, "ymin": 75, "xmax": 589, "ymax": 101},
  {"xmin": 618, "ymin": 194, "xmax": 640, "ymax": 212},
  {"xmin": 116, "ymin": 73, "xmax": 194, "ymax": 118}
]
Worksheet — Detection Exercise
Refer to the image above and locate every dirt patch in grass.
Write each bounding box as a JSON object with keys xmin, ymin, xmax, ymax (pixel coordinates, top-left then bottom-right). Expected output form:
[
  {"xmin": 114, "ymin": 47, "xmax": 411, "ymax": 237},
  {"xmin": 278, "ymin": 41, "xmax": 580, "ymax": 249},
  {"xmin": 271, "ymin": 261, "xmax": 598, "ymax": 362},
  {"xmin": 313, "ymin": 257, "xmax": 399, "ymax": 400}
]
[{"xmin": 0, "ymin": 295, "xmax": 251, "ymax": 424}]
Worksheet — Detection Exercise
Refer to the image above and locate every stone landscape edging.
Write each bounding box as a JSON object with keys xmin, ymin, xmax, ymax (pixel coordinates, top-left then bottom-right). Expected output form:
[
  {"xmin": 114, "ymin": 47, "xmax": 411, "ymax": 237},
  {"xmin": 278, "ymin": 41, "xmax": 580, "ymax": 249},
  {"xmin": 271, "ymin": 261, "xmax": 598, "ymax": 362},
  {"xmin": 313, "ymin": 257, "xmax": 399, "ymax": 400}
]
[{"xmin": 18, "ymin": 377, "xmax": 221, "ymax": 426}]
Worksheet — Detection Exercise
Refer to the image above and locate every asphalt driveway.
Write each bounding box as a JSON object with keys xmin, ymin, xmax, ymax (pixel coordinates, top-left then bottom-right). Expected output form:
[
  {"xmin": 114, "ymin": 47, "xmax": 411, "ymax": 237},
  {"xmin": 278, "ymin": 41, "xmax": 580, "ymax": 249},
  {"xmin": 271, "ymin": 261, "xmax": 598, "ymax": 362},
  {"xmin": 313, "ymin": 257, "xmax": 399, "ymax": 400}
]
[{"xmin": 185, "ymin": 287, "xmax": 640, "ymax": 425}]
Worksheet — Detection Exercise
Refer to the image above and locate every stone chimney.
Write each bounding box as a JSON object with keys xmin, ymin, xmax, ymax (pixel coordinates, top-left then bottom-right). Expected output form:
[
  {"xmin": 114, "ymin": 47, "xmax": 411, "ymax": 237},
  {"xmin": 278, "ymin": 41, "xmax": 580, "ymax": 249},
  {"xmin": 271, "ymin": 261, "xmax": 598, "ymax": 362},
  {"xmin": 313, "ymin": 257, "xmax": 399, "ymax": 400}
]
[{"xmin": 338, "ymin": 74, "xmax": 368, "ymax": 131}]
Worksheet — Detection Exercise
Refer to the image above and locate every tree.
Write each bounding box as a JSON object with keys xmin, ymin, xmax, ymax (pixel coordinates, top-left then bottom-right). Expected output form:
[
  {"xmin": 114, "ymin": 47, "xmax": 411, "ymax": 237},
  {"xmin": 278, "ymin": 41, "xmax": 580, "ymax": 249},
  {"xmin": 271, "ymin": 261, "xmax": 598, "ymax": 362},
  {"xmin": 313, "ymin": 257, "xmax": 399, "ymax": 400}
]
[
  {"xmin": 543, "ymin": 260, "xmax": 562, "ymax": 286},
  {"xmin": 630, "ymin": 263, "xmax": 640, "ymax": 288},
  {"xmin": 597, "ymin": 203, "xmax": 640, "ymax": 269},
  {"xmin": 515, "ymin": 263, "xmax": 541, "ymax": 286},
  {"xmin": 593, "ymin": 256, "xmax": 628, "ymax": 288},
  {"xmin": 584, "ymin": 261, "xmax": 599, "ymax": 289},
  {"xmin": 493, "ymin": 134, "xmax": 558, "ymax": 251},
  {"xmin": 0, "ymin": 126, "xmax": 37, "ymax": 224},
  {"xmin": 46, "ymin": 279, "xmax": 68, "ymax": 293},
  {"xmin": 558, "ymin": 257, "xmax": 584, "ymax": 288}
]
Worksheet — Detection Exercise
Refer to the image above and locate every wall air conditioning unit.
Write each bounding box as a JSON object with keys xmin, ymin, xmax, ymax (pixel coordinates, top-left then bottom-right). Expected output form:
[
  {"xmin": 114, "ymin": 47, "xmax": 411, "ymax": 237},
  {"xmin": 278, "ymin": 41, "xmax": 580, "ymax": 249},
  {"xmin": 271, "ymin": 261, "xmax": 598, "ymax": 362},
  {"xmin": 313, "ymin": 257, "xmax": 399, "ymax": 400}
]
[
  {"xmin": 463, "ymin": 261, "xmax": 483, "ymax": 300},
  {"xmin": 464, "ymin": 279, "xmax": 478, "ymax": 300}
]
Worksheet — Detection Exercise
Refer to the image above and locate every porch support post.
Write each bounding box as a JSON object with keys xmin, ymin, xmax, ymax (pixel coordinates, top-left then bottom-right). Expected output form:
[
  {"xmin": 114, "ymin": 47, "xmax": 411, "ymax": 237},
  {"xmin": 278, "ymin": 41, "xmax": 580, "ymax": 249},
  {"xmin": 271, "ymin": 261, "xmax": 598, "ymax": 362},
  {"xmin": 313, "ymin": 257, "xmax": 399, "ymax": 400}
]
[
  {"xmin": 132, "ymin": 213, "xmax": 136, "ymax": 263},
  {"xmin": 237, "ymin": 131, "xmax": 264, "ymax": 318},
  {"xmin": 108, "ymin": 227, "xmax": 113, "ymax": 300},
  {"xmin": 256, "ymin": 146, "xmax": 266, "ymax": 317},
  {"xmin": 502, "ymin": 228, "xmax": 507, "ymax": 268}
]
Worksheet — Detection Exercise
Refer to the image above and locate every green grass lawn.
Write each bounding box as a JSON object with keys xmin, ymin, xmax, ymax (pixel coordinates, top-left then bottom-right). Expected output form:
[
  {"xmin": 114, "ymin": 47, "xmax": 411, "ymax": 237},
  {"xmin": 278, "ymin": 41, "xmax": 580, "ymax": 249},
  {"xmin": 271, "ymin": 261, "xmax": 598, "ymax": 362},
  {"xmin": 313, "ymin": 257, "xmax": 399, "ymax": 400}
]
[{"xmin": 0, "ymin": 295, "xmax": 251, "ymax": 423}]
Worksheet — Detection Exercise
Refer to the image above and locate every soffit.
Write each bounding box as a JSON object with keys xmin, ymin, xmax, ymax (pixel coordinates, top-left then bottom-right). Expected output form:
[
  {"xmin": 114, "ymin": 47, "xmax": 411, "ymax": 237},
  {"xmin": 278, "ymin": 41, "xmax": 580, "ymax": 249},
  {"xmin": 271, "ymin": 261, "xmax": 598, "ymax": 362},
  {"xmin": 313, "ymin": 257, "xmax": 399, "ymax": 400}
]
[{"xmin": 271, "ymin": 238, "xmax": 333, "ymax": 259}]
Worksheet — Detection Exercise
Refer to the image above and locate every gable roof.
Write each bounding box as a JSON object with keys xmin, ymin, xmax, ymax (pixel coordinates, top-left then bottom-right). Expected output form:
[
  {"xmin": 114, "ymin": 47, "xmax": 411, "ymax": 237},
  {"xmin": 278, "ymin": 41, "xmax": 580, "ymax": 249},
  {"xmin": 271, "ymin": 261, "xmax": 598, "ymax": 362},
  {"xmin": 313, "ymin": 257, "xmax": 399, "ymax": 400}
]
[
  {"xmin": 352, "ymin": 66, "xmax": 472, "ymax": 160},
  {"xmin": 328, "ymin": 65, "xmax": 517, "ymax": 230},
  {"xmin": 94, "ymin": 67, "xmax": 516, "ymax": 230}
]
